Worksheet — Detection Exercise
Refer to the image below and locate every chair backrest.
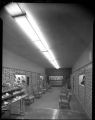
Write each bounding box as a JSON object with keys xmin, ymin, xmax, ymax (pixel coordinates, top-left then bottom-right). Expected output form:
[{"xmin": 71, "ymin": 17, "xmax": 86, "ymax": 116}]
[
  {"xmin": 60, "ymin": 94, "xmax": 67, "ymax": 100},
  {"xmin": 67, "ymin": 92, "xmax": 72, "ymax": 102}
]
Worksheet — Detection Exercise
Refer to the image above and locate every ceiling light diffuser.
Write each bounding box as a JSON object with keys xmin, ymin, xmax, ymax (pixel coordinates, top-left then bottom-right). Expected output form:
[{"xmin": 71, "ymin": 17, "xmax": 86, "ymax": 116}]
[
  {"xmin": 15, "ymin": 15, "xmax": 40, "ymax": 41},
  {"xmin": 43, "ymin": 51, "xmax": 54, "ymax": 61},
  {"xmin": 34, "ymin": 41, "xmax": 47, "ymax": 51},
  {"xmin": 42, "ymin": 51, "xmax": 59, "ymax": 69},
  {"xmin": 24, "ymin": 11, "xmax": 50, "ymax": 50}
]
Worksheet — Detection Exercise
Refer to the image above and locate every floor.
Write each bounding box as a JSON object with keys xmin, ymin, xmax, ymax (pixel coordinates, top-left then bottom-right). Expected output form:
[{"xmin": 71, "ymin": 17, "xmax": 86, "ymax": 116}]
[
  {"xmin": 2, "ymin": 87, "xmax": 90, "ymax": 119},
  {"xmin": 28, "ymin": 87, "xmax": 60, "ymax": 109}
]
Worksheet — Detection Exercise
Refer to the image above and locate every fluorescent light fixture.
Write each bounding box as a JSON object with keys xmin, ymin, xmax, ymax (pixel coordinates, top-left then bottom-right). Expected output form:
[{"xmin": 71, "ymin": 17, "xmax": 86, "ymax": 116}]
[
  {"xmin": 15, "ymin": 15, "xmax": 40, "ymax": 41},
  {"xmin": 51, "ymin": 60, "xmax": 59, "ymax": 69},
  {"xmin": 43, "ymin": 51, "xmax": 59, "ymax": 69},
  {"xmin": 5, "ymin": 3, "xmax": 60, "ymax": 69},
  {"xmin": 24, "ymin": 10, "xmax": 50, "ymax": 50},
  {"xmin": 43, "ymin": 51, "xmax": 54, "ymax": 61},
  {"xmin": 53, "ymin": 61, "xmax": 60, "ymax": 69},
  {"xmin": 5, "ymin": 3, "xmax": 22, "ymax": 16},
  {"xmin": 48, "ymin": 50, "xmax": 56, "ymax": 61},
  {"xmin": 34, "ymin": 41, "xmax": 47, "ymax": 51}
]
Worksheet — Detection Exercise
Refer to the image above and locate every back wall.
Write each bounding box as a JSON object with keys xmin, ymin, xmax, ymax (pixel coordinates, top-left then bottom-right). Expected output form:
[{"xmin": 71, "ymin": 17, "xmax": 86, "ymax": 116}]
[{"xmin": 45, "ymin": 68, "xmax": 72, "ymax": 87}]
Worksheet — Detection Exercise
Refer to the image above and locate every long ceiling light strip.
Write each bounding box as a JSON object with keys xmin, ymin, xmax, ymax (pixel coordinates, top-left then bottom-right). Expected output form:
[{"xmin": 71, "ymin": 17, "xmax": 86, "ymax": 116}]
[
  {"xmin": 25, "ymin": 10, "xmax": 50, "ymax": 50},
  {"xmin": 24, "ymin": 8, "xmax": 60, "ymax": 69},
  {"xmin": 14, "ymin": 15, "xmax": 58, "ymax": 68},
  {"xmin": 43, "ymin": 51, "xmax": 59, "ymax": 69},
  {"xmin": 5, "ymin": 3, "xmax": 60, "ymax": 69},
  {"xmin": 15, "ymin": 15, "xmax": 40, "ymax": 41},
  {"xmin": 34, "ymin": 41, "xmax": 47, "ymax": 52},
  {"xmin": 25, "ymin": 11, "xmax": 59, "ymax": 68},
  {"xmin": 43, "ymin": 51, "xmax": 54, "ymax": 61},
  {"xmin": 24, "ymin": 9, "xmax": 60, "ymax": 69}
]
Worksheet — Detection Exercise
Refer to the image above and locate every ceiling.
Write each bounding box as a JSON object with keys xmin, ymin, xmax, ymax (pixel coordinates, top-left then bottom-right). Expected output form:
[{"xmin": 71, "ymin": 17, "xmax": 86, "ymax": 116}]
[{"xmin": 1, "ymin": 3, "xmax": 93, "ymax": 68}]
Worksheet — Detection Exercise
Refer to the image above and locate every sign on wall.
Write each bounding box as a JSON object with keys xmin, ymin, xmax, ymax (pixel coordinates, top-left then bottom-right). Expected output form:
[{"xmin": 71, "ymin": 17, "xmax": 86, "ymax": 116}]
[{"xmin": 49, "ymin": 76, "xmax": 63, "ymax": 80}]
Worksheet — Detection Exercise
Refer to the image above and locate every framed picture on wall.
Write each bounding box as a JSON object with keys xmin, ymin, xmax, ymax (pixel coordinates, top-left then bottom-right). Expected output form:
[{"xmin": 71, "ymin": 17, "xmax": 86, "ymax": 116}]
[
  {"xmin": 14, "ymin": 74, "xmax": 26, "ymax": 86},
  {"xmin": 79, "ymin": 74, "xmax": 85, "ymax": 86}
]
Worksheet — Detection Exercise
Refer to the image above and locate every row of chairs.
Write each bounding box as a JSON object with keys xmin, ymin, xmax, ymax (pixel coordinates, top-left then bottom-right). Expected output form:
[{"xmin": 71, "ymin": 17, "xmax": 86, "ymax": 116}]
[
  {"xmin": 33, "ymin": 84, "xmax": 52, "ymax": 98},
  {"xmin": 59, "ymin": 87, "xmax": 72, "ymax": 109},
  {"xmin": 24, "ymin": 84, "xmax": 52, "ymax": 105}
]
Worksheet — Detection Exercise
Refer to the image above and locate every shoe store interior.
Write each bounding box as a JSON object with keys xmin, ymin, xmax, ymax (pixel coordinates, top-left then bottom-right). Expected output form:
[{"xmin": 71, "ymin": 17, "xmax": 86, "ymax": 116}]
[{"xmin": 1, "ymin": 2, "xmax": 93, "ymax": 120}]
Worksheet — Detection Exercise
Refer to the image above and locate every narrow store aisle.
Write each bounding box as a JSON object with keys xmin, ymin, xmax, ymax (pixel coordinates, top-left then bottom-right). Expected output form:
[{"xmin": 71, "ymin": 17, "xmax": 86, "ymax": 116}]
[
  {"xmin": 27, "ymin": 87, "xmax": 85, "ymax": 113},
  {"xmin": 17, "ymin": 87, "xmax": 61, "ymax": 119},
  {"xmin": 3, "ymin": 87, "xmax": 89, "ymax": 119},
  {"xmin": 17, "ymin": 87, "xmax": 89, "ymax": 119},
  {"xmin": 28, "ymin": 87, "xmax": 61, "ymax": 110}
]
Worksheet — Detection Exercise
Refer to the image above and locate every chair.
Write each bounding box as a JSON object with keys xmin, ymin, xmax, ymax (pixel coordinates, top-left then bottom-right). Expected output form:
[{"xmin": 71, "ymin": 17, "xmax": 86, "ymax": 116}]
[
  {"xmin": 60, "ymin": 89, "xmax": 68, "ymax": 99},
  {"xmin": 24, "ymin": 95, "xmax": 35, "ymax": 105},
  {"xmin": 42, "ymin": 88, "xmax": 46, "ymax": 94},
  {"xmin": 33, "ymin": 90, "xmax": 41, "ymax": 98},
  {"xmin": 29, "ymin": 95, "xmax": 35, "ymax": 103},
  {"xmin": 59, "ymin": 91, "xmax": 72, "ymax": 109},
  {"xmin": 60, "ymin": 93, "xmax": 67, "ymax": 100},
  {"xmin": 59, "ymin": 99, "xmax": 70, "ymax": 109},
  {"xmin": 61, "ymin": 86, "xmax": 68, "ymax": 92}
]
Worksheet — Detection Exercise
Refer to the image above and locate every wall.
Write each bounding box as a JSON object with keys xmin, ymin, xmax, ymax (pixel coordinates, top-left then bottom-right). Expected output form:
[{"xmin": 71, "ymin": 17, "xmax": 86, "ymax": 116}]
[
  {"xmin": 2, "ymin": 48, "xmax": 46, "ymax": 95},
  {"xmin": 72, "ymin": 42, "xmax": 92, "ymax": 71},
  {"xmin": 3, "ymin": 48, "xmax": 45, "ymax": 73},
  {"xmin": 45, "ymin": 68, "xmax": 71, "ymax": 87},
  {"xmin": 71, "ymin": 42, "xmax": 92, "ymax": 119}
]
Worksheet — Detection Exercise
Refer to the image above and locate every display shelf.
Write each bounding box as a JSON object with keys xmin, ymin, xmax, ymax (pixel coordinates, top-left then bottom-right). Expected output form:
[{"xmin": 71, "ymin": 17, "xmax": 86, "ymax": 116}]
[
  {"xmin": 2, "ymin": 87, "xmax": 24, "ymax": 101},
  {"xmin": 2, "ymin": 101, "xmax": 11, "ymax": 109},
  {"xmin": 2, "ymin": 87, "xmax": 22, "ymax": 94},
  {"xmin": 2, "ymin": 85, "xmax": 26, "ymax": 111},
  {"xmin": 12, "ymin": 89, "xmax": 25, "ymax": 96},
  {"xmin": 11, "ymin": 94, "xmax": 27, "ymax": 103},
  {"xmin": 2, "ymin": 94, "xmax": 12, "ymax": 101},
  {"xmin": 2, "ymin": 94, "xmax": 27, "ymax": 109}
]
